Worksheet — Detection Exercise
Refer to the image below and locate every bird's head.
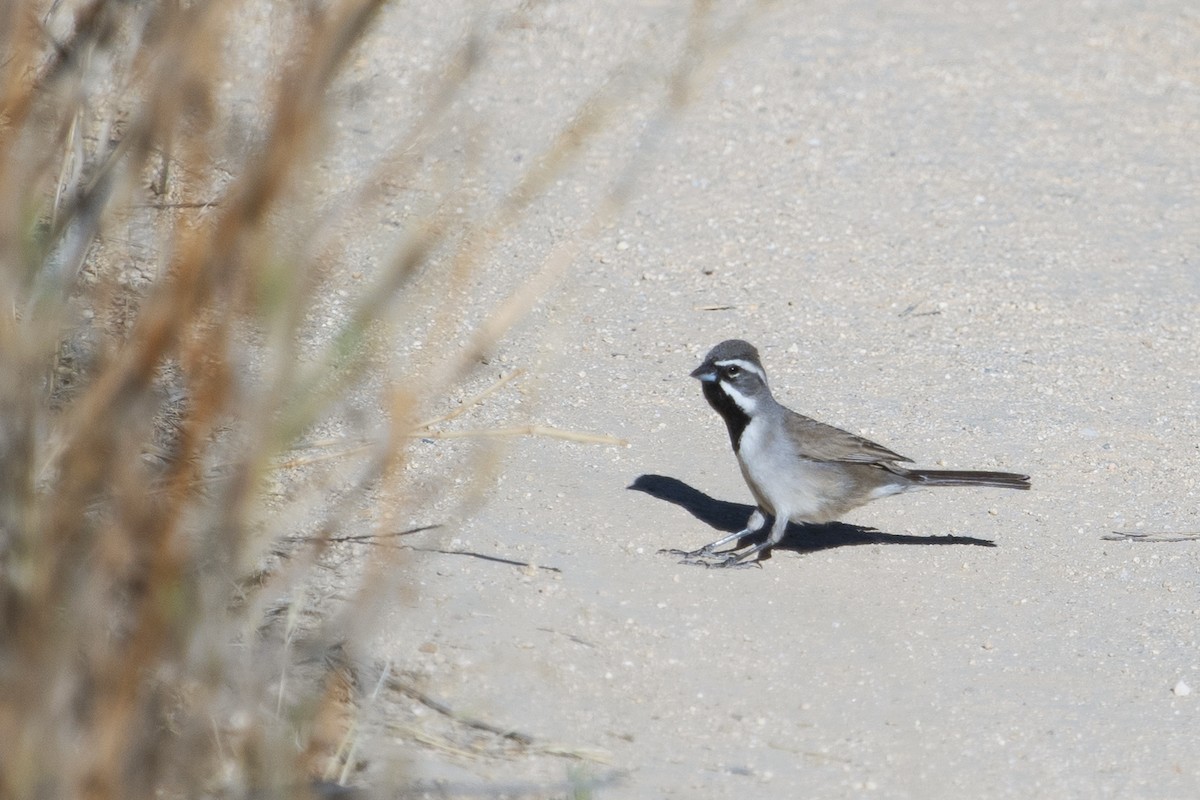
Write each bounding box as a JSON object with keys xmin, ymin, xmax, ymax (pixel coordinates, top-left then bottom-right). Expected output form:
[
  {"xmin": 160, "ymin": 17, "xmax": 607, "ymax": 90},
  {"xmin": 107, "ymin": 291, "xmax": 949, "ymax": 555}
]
[{"xmin": 691, "ymin": 339, "xmax": 772, "ymax": 414}]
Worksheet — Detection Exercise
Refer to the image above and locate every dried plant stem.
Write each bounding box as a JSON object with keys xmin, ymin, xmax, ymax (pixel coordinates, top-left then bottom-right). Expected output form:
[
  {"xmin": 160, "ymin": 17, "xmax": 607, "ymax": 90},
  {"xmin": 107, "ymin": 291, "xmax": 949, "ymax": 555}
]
[
  {"xmin": 388, "ymin": 678, "xmax": 535, "ymax": 746},
  {"xmin": 416, "ymin": 368, "xmax": 525, "ymax": 429},
  {"xmin": 414, "ymin": 425, "xmax": 626, "ymax": 446},
  {"xmin": 1104, "ymin": 531, "xmax": 1200, "ymax": 543}
]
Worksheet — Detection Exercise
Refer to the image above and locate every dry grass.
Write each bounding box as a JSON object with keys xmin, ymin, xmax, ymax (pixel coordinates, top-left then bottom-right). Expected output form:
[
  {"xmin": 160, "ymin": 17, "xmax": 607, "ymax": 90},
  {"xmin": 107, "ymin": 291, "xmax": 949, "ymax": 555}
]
[{"xmin": 0, "ymin": 1, "xmax": 756, "ymax": 798}]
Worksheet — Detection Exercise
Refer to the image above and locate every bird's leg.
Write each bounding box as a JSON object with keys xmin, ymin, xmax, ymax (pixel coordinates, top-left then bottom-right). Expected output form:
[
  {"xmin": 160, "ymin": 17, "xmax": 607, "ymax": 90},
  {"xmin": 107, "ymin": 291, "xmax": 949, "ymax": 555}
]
[
  {"xmin": 659, "ymin": 509, "xmax": 767, "ymax": 561},
  {"xmin": 712, "ymin": 513, "xmax": 790, "ymax": 568}
]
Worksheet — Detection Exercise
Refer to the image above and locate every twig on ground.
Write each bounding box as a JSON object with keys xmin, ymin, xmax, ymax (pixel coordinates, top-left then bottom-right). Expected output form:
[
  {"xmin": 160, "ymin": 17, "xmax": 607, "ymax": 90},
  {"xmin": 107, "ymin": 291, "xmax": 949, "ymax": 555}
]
[
  {"xmin": 283, "ymin": 528, "xmax": 558, "ymax": 574},
  {"xmin": 415, "ymin": 425, "xmax": 626, "ymax": 446},
  {"xmin": 285, "ymin": 524, "xmax": 442, "ymax": 546},
  {"xmin": 388, "ymin": 678, "xmax": 536, "ymax": 745},
  {"xmin": 389, "ymin": 724, "xmax": 484, "ymax": 759},
  {"xmin": 416, "ymin": 369, "xmax": 525, "ymax": 430},
  {"xmin": 276, "ymin": 412, "xmax": 626, "ymax": 474},
  {"xmin": 1104, "ymin": 531, "xmax": 1200, "ymax": 543},
  {"xmin": 536, "ymin": 627, "xmax": 597, "ymax": 648},
  {"xmin": 400, "ymin": 770, "xmax": 626, "ymax": 796},
  {"xmin": 405, "ymin": 546, "xmax": 561, "ymax": 573},
  {"xmin": 532, "ymin": 744, "xmax": 614, "ymax": 764}
]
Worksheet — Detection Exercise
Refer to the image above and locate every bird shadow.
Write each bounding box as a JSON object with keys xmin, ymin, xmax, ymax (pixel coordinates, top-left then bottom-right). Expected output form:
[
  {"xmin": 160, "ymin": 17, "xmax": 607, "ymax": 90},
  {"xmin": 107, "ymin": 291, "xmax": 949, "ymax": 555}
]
[{"xmin": 628, "ymin": 473, "xmax": 996, "ymax": 556}]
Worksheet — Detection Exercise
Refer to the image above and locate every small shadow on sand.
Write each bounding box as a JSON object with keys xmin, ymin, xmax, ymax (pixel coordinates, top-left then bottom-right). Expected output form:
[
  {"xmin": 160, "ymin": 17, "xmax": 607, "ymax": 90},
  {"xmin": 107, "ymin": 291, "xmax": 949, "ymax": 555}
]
[{"xmin": 628, "ymin": 473, "xmax": 996, "ymax": 555}]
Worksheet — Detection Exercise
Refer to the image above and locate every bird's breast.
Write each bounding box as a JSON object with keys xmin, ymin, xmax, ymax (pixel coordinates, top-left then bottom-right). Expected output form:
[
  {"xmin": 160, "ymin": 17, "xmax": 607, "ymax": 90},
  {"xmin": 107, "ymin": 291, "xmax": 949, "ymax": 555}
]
[{"xmin": 734, "ymin": 417, "xmax": 866, "ymax": 522}]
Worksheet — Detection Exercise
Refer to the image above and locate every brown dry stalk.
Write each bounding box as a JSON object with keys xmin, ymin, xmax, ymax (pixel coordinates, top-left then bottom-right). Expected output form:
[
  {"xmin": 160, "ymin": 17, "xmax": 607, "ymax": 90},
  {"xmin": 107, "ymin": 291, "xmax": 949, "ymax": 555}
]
[
  {"xmin": 416, "ymin": 368, "xmax": 526, "ymax": 429},
  {"xmin": 0, "ymin": 1, "xmax": 753, "ymax": 797},
  {"xmin": 414, "ymin": 425, "xmax": 627, "ymax": 447}
]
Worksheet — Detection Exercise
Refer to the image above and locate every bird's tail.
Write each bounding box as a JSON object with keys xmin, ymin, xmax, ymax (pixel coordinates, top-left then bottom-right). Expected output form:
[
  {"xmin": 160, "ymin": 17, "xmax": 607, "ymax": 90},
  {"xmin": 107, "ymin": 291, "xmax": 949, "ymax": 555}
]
[{"xmin": 905, "ymin": 469, "xmax": 1031, "ymax": 490}]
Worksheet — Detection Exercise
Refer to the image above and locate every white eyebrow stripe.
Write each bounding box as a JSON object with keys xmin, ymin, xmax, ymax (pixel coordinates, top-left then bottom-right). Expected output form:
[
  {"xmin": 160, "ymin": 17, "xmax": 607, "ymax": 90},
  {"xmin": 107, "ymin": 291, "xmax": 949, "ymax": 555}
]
[{"xmin": 714, "ymin": 358, "xmax": 767, "ymax": 383}]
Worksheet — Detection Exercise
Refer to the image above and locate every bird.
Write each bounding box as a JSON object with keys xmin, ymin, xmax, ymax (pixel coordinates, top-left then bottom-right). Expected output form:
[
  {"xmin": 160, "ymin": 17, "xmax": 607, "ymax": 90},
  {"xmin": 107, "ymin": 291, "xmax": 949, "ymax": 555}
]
[{"xmin": 673, "ymin": 339, "xmax": 1030, "ymax": 567}]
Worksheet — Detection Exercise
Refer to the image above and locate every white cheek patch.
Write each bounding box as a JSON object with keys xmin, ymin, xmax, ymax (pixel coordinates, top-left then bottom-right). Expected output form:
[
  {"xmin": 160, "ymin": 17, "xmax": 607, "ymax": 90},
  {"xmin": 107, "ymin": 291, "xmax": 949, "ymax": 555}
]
[
  {"xmin": 714, "ymin": 358, "xmax": 768, "ymax": 385},
  {"xmin": 719, "ymin": 381, "xmax": 758, "ymax": 414}
]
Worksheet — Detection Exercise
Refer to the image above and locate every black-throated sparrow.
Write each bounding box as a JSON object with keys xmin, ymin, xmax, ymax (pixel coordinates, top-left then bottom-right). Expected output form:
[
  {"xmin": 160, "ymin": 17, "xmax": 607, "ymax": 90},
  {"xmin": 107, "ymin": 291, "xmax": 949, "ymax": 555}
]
[{"xmin": 673, "ymin": 339, "xmax": 1030, "ymax": 567}]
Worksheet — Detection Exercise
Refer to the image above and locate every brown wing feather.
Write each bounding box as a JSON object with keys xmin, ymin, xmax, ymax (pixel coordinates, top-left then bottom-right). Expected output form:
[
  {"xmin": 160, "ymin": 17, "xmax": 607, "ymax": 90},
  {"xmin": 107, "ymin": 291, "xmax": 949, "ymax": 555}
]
[{"xmin": 783, "ymin": 410, "xmax": 913, "ymax": 464}]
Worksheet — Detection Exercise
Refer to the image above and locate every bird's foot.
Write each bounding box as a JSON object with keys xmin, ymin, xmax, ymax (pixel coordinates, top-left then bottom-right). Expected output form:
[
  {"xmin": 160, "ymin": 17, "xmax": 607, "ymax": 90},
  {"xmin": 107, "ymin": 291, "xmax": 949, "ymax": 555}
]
[
  {"xmin": 667, "ymin": 552, "xmax": 761, "ymax": 569},
  {"xmin": 657, "ymin": 547, "xmax": 714, "ymax": 560},
  {"xmin": 658, "ymin": 547, "xmax": 762, "ymax": 568},
  {"xmin": 706, "ymin": 554, "xmax": 762, "ymax": 569}
]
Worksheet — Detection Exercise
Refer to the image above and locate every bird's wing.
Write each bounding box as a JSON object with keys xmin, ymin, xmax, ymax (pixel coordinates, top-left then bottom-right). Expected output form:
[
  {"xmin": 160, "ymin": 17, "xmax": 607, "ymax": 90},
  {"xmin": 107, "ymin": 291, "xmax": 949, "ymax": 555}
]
[{"xmin": 783, "ymin": 410, "xmax": 914, "ymax": 464}]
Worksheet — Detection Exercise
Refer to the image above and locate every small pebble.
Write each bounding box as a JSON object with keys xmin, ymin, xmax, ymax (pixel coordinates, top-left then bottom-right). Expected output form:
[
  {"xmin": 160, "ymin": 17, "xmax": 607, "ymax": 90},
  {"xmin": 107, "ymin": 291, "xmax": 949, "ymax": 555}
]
[{"xmin": 1172, "ymin": 680, "xmax": 1191, "ymax": 696}]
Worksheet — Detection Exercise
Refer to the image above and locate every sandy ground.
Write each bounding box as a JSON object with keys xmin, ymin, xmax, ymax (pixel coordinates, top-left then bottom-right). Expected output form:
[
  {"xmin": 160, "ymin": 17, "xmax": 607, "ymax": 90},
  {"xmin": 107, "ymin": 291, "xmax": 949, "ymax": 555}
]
[{"xmin": 322, "ymin": 2, "xmax": 1199, "ymax": 797}]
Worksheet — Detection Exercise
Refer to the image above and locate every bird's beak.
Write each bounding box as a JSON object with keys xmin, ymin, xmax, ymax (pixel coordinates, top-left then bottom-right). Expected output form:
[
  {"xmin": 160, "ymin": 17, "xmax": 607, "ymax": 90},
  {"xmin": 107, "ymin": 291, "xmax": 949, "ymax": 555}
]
[{"xmin": 690, "ymin": 363, "xmax": 717, "ymax": 382}]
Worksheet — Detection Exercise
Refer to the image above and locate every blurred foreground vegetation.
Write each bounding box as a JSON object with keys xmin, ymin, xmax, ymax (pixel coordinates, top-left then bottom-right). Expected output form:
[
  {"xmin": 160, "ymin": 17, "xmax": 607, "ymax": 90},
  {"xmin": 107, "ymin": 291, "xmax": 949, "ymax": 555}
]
[{"xmin": 0, "ymin": 1, "xmax": 745, "ymax": 797}]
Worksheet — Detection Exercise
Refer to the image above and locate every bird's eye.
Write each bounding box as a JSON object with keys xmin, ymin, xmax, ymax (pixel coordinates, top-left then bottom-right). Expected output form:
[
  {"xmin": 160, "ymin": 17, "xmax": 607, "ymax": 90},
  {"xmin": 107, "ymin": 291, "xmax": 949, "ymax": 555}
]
[{"xmin": 725, "ymin": 365, "xmax": 740, "ymax": 377}]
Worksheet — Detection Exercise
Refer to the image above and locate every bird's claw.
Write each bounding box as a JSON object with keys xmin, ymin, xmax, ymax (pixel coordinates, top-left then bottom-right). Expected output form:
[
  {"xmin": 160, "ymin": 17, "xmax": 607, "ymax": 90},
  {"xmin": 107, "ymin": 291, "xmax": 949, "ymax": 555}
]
[
  {"xmin": 707, "ymin": 554, "xmax": 761, "ymax": 569},
  {"xmin": 660, "ymin": 550, "xmax": 761, "ymax": 569},
  {"xmin": 657, "ymin": 547, "xmax": 714, "ymax": 560}
]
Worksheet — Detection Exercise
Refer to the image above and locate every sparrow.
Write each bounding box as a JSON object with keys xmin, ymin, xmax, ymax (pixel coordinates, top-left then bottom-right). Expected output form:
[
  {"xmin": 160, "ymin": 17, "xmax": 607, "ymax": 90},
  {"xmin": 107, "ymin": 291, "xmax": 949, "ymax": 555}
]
[{"xmin": 674, "ymin": 339, "xmax": 1030, "ymax": 567}]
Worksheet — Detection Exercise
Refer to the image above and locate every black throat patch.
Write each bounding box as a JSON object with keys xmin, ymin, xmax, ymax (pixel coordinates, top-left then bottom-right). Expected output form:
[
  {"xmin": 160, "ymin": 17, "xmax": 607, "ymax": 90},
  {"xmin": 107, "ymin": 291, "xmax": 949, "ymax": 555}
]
[{"xmin": 701, "ymin": 380, "xmax": 750, "ymax": 452}]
